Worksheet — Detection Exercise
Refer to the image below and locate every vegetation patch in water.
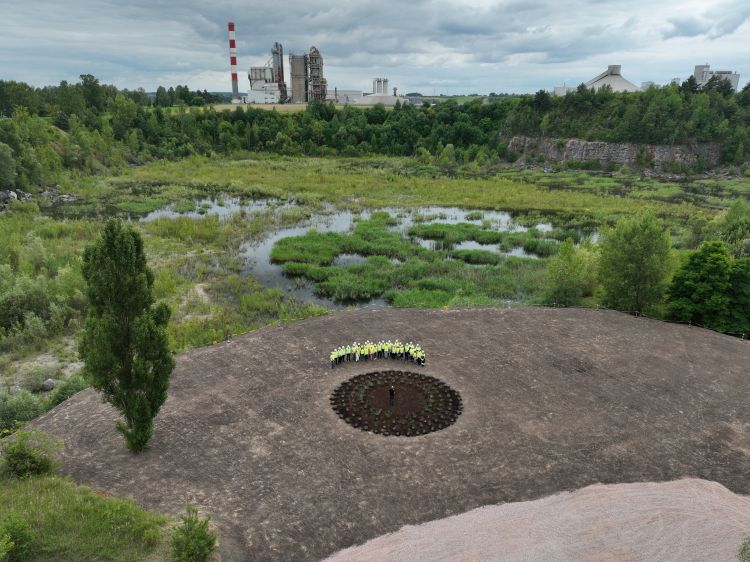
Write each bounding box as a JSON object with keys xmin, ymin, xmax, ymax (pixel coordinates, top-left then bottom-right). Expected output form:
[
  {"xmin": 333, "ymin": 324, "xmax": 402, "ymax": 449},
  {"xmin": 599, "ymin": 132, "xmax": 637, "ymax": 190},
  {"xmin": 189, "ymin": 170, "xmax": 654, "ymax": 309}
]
[
  {"xmin": 450, "ymin": 249, "xmax": 503, "ymax": 265},
  {"xmin": 272, "ymin": 214, "xmax": 547, "ymax": 305}
]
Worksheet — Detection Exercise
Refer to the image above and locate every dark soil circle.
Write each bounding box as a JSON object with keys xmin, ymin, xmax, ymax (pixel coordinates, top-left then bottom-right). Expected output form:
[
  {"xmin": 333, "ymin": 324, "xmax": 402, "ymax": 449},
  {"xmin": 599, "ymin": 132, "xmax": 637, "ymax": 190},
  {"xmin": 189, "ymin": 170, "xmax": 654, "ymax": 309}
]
[{"xmin": 330, "ymin": 370, "xmax": 462, "ymax": 437}]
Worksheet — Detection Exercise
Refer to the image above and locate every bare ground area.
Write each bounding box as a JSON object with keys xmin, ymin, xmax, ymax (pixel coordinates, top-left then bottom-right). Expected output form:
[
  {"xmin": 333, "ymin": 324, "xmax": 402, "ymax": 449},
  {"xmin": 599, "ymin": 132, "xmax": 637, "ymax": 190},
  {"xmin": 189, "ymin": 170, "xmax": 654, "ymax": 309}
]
[
  {"xmin": 32, "ymin": 308, "xmax": 750, "ymax": 561},
  {"xmin": 325, "ymin": 479, "xmax": 750, "ymax": 562}
]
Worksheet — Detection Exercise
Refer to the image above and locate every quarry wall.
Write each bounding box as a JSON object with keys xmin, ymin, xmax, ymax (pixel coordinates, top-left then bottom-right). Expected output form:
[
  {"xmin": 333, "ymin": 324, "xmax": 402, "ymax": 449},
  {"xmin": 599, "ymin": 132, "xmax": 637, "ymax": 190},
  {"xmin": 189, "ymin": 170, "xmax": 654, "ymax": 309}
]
[{"xmin": 506, "ymin": 136, "xmax": 722, "ymax": 170}]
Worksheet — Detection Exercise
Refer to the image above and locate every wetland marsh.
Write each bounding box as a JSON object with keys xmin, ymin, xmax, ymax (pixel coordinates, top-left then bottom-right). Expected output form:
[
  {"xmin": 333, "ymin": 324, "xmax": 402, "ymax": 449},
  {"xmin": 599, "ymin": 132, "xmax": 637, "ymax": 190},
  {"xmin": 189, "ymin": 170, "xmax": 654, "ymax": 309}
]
[{"xmin": 2, "ymin": 154, "xmax": 746, "ymax": 398}]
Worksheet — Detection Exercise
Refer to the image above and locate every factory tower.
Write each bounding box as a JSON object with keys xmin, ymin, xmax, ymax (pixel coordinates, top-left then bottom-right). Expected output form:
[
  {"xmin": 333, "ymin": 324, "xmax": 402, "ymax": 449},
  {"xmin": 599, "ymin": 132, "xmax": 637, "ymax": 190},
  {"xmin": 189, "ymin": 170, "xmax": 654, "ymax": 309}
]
[
  {"xmin": 288, "ymin": 47, "xmax": 327, "ymax": 103},
  {"xmin": 308, "ymin": 46, "xmax": 327, "ymax": 101},
  {"xmin": 271, "ymin": 42, "xmax": 288, "ymax": 101},
  {"xmin": 227, "ymin": 22, "xmax": 239, "ymax": 101},
  {"xmin": 289, "ymin": 53, "xmax": 309, "ymax": 103}
]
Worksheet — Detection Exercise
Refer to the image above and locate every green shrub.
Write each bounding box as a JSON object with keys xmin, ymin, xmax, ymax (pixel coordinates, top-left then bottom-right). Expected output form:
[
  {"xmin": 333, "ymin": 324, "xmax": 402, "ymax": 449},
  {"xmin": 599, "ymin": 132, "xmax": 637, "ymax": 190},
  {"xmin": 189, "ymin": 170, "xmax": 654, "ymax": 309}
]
[
  {"xmin": 141, "ymin": 526, "xmax": 162, "ymax": 548},
  {"xmin": 18, "ymin": 365, "xmax": 58, "ymax": 393},
  {"xmin": 171, "ymin": 505, "xmax": 217, "ymax": 562},
  {"xmin": 0, "ymin": 513, "xmax": 34, "ymax": 561},
  {"xmin": 0, "ymin": 532, "xmax": 12, "ymax": 560},
  {"xmin": 543, "ymin": 239, "xmax": 599, "ymax": 306},
  {"xmin": 1, "ymin": 430, "xmax": 61, "ymax": 477},
  {"xmin": 47, "ymin": 375, "xmax": 89, "ymax": 407},
  {"xmin": 740, "ymin": 536, "xmax": 750, "ymax": 562},
  {"xmin": 0, "ymin": 391, "xmax": 44, "ymax": 433},
  {"xmin": 0, "ymin": 277, "xmax": 50, "ymax": 332}
]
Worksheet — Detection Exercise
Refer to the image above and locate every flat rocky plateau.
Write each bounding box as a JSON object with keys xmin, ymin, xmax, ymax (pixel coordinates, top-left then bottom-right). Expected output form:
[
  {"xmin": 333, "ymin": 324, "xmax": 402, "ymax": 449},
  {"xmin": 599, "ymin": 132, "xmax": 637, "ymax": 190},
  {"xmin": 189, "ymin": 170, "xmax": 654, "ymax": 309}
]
[{"xmin": 33, "ymin": 308, "xmax": 750, "ymax": 561}]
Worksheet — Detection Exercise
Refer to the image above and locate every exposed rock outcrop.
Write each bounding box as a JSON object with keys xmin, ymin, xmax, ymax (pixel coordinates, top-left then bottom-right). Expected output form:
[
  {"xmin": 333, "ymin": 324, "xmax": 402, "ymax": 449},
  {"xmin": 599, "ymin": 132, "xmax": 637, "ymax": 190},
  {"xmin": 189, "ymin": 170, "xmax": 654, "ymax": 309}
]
[
  {"xmin": 0, "ymin": 189, "xmax": 32, "ymax": 212},
  {"xmin": 507, "ymin": 136, "xmax": 721, "ymax": 171},
  {"xmin": 41, "ymin": 378, "xmax": 57, "ymax": 391}
]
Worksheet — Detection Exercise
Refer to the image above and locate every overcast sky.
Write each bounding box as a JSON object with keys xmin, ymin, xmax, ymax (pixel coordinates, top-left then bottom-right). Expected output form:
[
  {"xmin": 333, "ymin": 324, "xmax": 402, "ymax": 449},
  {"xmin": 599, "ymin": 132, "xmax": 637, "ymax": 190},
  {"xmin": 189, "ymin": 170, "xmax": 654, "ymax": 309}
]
[{"xmin": 1, "ymin": 0, "xmax": 749, "ymax": 94}]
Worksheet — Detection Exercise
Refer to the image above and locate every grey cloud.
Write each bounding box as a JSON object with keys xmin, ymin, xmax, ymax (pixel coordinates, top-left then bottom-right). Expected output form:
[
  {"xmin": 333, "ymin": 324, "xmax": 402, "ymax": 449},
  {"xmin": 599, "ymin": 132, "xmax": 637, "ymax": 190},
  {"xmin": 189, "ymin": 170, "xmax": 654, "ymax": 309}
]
[
  {"xmin": 664, "ymin": 1, "xmax": 750, "ymax": 39},
  {"xmin": 0, "ymin": 0, "xmax": 747, "ymax": 94},
  {"xmin": 706, "ymin": 3, "xmax": 750, "ymax": 38},
  {"xmin": 664, "ymin": 17, "xmax": 713, "ymax": 38}
]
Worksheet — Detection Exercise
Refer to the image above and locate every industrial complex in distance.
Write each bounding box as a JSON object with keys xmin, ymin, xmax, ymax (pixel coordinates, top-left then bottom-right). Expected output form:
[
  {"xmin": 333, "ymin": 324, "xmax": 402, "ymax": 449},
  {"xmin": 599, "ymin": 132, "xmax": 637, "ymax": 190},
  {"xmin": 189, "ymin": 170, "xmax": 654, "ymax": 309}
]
[
  {"xmin": 228, "ymin": 22, "xmax": 741, "ymax": 105},
  {"xmin": 553, "ymin": 63, "xmax": 740, "ymax": 95},
  {"xmin": 226, "ymin": 22, "xmax": 411, "ymax": 107}
]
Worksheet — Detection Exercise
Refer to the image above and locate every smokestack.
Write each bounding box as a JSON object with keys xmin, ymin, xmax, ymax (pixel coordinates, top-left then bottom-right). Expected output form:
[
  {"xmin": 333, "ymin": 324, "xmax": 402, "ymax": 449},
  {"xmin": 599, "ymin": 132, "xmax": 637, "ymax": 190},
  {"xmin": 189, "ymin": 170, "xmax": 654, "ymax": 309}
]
[{"xmin": 228, "ymin": 22, "xmax": 239, "ymax": 100}]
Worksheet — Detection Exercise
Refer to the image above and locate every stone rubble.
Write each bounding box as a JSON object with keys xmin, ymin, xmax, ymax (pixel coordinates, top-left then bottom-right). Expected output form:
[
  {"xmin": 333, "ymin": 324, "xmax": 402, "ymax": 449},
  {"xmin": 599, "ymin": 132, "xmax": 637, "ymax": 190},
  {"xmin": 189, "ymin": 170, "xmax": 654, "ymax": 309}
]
[{"xmin": 0, "ymin": 189, "xmax": 32, "ymax": 212}]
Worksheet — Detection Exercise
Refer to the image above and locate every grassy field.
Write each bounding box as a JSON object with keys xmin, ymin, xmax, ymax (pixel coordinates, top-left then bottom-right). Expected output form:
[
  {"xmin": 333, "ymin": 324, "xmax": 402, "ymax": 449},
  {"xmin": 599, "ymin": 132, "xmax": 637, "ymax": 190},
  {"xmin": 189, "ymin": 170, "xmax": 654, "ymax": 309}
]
[
  {"xmin": 0, "ymin": 475, "xmax": 170, "ymax": 561},
  {"xmin": 500, "ymin": 169, "xmax": 750, "ymax": 209},
  {"xmin": 116, "ymin": 154, "xmax": 705, "ymax": 223}
]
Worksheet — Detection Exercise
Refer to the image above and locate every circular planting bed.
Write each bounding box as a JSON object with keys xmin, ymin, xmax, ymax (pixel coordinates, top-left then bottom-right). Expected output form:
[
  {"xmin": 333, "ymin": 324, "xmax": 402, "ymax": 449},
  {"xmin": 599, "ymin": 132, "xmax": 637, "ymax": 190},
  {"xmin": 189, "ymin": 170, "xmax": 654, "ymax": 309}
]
[{"xmin": 330, "ymin": 370, "xmax": 462, "ymax": 436}]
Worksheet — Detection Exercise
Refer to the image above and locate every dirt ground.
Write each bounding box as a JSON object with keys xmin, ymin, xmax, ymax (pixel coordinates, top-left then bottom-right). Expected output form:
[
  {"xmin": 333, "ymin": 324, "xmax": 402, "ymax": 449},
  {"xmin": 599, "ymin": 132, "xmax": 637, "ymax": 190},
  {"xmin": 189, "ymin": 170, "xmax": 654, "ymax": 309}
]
[
  {"xmin": 32, "ymin": 308, "xmax": 750, "ymax": 561},
  {"xmin": 325, "ymin": 479, "xmax": 750, "ymax": 561}
]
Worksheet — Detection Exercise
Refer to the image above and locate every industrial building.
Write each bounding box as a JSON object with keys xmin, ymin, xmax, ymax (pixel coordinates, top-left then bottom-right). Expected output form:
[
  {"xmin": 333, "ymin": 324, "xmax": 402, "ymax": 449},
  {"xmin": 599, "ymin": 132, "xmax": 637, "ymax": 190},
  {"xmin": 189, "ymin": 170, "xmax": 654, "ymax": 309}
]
[
  {"xmin": 225, "ymin": 22, "xmax": 329, "ymax": 104},
  {"xmin": 354, "ymin": 77, "xmax": 409, "ymax": 107},
  {"xmin": 289, "ymin": 53, "xmax": 308, "ymax": 103},
  {"xmin": 326, "ymin": 89, "xmax": 364, "ymax": 103},
  {"xmin": 245, "ymin": 41, "xmax": 288, "ymax": 104},
  {"xmin": 308, "ymin": 47, "xmax": 327, "ymax": 101},
  {"xmin": 405, "ymin": 92, "xmax": 424, "ymax": 105},
  {"xmin": 288, "ymin": 47, "xmax": 327, "ymax": 103},
  {"xmin": 693, "ymin": 64, "xmax": 740, "ymax": 91},
  {"xmin": 372, "ymin": 78, "xmax": 389, "ymax": 94},
  {"xmin": 247, "ymin": 67, "xmax": 284, "ymax": 104},
  {"xmin": 551, "ymin": 63, "xmax": 742, "ymax": 97},
  {"xmin": 554, "ymin": 65, "xmax": 640, "ymax": 96}
]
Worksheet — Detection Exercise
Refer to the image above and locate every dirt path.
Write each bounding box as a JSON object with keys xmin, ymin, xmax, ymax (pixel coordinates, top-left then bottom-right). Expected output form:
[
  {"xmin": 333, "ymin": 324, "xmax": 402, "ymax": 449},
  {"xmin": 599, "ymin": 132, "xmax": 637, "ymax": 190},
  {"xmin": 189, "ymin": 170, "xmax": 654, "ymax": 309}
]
[
  {"xmin": 32, "ymin": 308, "xmax": 750, "ymax": 561},
  {"xmin": 325, "ymin": 479, "xmax": 750, "ymax": 562}
]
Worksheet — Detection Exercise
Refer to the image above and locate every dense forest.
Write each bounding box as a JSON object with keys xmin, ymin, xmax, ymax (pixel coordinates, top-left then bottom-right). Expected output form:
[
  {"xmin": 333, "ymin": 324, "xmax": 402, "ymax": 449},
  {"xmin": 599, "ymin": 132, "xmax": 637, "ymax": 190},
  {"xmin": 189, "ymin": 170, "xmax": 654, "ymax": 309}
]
[{"xmin": 2, "ymin": 74, "xmax": 750, "ymax": 194}]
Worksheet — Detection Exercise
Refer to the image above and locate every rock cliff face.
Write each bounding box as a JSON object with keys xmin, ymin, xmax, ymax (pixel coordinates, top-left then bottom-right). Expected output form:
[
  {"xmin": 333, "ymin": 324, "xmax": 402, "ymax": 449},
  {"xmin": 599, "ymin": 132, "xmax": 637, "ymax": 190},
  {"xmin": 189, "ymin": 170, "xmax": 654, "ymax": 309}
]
[{"xmin": 506, "ymin": 136, "xmax": 721, "ymax": 170}]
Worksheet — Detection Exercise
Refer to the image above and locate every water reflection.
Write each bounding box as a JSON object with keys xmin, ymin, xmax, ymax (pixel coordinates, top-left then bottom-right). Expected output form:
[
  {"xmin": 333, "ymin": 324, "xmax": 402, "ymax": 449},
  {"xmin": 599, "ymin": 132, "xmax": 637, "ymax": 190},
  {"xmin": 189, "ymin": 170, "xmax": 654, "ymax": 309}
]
[
  {"xmin": 45, "ymin": 194, "xmax": 572, "ymax": 308},
  {"xmin": 240, "ymin": 205, "xmax": 555, "ymax": 307},
  {"xmin": 141, "ymin": 197, "xmax": 290, "ymax": 222}
]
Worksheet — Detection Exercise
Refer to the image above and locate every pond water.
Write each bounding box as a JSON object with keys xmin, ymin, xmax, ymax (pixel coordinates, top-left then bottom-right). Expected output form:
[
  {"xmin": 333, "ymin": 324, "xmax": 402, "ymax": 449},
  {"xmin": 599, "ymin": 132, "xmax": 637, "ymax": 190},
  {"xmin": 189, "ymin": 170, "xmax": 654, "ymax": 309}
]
[
  {"xmin": 140, "ymin": 197, "xmax": 292, "ymax": 221},
  {"xmin": 46, "ymin": 194, "xmax": 562, "ymax": 308},
  {"xmin": 332, "ymin": 254, "xmax": 369, "ymax": 266},
  {"xmin": 239, "ymin": 205, "xmax": 555, "ymax": 307},
  {"xmin": 452, "ymin": 240, "xmax": 538, "ymax": 259}
]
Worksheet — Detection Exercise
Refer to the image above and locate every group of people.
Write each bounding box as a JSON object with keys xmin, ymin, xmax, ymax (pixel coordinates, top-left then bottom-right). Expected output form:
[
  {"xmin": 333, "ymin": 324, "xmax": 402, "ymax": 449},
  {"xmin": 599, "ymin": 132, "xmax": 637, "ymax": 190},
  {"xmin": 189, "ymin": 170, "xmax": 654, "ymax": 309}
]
[{"xmin": 330, "ymin": 340, "xmax": 426, "ymax": 368}]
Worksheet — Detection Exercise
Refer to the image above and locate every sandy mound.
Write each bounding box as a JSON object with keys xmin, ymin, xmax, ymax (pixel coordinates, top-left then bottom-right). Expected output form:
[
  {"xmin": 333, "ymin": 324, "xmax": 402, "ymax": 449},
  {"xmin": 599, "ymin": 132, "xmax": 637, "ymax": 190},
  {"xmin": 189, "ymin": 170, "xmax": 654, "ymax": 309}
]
[{"xmin": 325, "ymin": 479, "xmax": 750, "ymax": 562}]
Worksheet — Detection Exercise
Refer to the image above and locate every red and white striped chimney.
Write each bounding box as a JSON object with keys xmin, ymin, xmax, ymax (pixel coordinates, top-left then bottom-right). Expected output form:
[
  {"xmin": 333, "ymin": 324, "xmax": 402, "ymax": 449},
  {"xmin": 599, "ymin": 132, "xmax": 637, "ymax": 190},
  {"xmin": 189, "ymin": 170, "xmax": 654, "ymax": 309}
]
[{"xmin": 227, "ymin": 22, "xmax": 239, "ymax": 100}]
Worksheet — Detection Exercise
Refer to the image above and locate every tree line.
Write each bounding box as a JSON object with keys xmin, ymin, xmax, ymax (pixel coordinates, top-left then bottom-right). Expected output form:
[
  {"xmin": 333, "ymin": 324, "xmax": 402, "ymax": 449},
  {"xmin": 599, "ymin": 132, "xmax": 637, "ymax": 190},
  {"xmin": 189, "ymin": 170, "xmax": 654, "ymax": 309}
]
[
  {"xmin": 2, "ymin": 74, "xmax": 750, "ymax": 193},
  {"xmin": 0, "ymin": 75, "xmax": 225, "ymax": 119},
  {"xmin": 544, "ymin": 206, "xmax": 750, "ymax": 336}
]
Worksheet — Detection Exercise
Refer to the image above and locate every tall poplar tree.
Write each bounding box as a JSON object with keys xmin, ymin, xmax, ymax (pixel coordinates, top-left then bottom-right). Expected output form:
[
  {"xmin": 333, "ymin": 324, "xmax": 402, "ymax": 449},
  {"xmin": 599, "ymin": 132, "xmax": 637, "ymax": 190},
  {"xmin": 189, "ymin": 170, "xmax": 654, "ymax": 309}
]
[{"xmin": 79, "ymin": 219, "xmax": 174, "ymax": 452}]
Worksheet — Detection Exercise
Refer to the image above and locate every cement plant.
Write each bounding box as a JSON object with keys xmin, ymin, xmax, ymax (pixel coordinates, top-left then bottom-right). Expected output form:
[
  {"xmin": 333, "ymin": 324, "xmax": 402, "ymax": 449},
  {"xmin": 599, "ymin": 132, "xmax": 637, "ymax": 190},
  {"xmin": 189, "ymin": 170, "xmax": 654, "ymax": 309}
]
[
  {"xmin": 227, "ymin": 21, "xmax": 411, "ymax": 107},
  {"xmin": 226, "ymin": 21, "xmax": 742, "ymax": 109}
]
